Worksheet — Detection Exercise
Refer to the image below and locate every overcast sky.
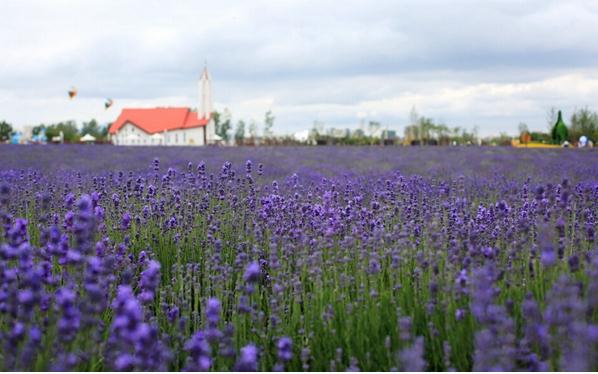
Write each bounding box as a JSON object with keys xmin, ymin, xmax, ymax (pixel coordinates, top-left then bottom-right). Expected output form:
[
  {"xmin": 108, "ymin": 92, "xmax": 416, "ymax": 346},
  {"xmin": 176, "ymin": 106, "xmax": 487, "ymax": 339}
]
[{"xmin": 2, "ymin": 0, "xmax": 598, "ymax": 136}]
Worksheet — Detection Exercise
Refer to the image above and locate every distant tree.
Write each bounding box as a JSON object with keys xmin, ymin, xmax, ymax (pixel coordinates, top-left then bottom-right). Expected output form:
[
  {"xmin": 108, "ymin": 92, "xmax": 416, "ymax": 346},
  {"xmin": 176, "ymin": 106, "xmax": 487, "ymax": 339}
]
[
  {"xmin": 217, "ymin": 108, "xmax": 232, "ymax": 143},
  {"xmin": 497, "ymin": 132, "xmax": 513, "ymax": 146},
  {"xmin": 263, "ymin": 110, "xmax": 275, "ymax": 139},
  {"xmin": 81, "ymin": 119, "xmax": 101, "ymax": 138},
  {"xmin": 248, "ymin": 120, "xmax": 258, "ymax": 144},
  {"xmin": 368, "ymin": 121, "xmax": 381, "ymax": 138},
  {"xmin": 211, "ymin": 111, "xmax": 221, "ymax": 134},
  {"xmin": 235, "ymin": 120, "xmax": 246, "ymax": 145},
  {"xmin": 418, "ymin": 117, "xmax": 435, "ymax": 144},
  {"xmin": 312, "ymin": 121, "xmax": 325, "ymax": 136},
  {"xmin": 551, "ymin": 111, "xmax": 568, "ymax": 144},
  {"xmin": 451, "ymin": 126, "xmax": 461, "ymax": 141},
  {"xmin": 403, "ymin": 124, "xmax": 419, "ymax": 144},
  {"xmin": 530, "ymin": 131, "xmax": 550, "ymax": 143},
  {"xmin": 409, "ymin": 106, "xmax": 419, "ymax": 127},
  {"xmin": 45, "ymin": 121, "xmax": 80, "ymax": 143},
  {"xmin": 434, "ymin": 123, "xmax": 451, "ymax": 145},
  {"xmin": 546, "ymin": 107, "xmax": 558, "ymax": 133},
  {"xmin": 100, "ymin": 125, "xmax": 109, "ymax": 140},
  {"xmin": 353, "ymin": 128, "xmax": 365, "ymax": 138},
  {"xmin": 460, "ymin": 128, "xmax": 476, "ymax": 145},
  {"xmin": 569, "ymin": 107, "xmax": 598, "ymax": 142},
  {"xmin": 472, "ymin": 125, "xmax": 480, "ymax": 145},
  {"xmin": 0, "ymin": 120, "xmax": 14, "ymax": 141}
]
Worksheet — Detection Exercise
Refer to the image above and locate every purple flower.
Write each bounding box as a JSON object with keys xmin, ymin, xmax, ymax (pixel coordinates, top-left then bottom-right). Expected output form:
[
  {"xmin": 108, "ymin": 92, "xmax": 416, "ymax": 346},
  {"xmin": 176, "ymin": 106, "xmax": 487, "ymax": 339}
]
[
  {"xmin": 184, "ymin": 331, "xmax": 212, "ymax": 371},
  {"xmin": 114, "ymin": 354, "xmax": 135, "ymax": 371},
  {"xmin": 400, "ymin": 336, "xmax": 425, "ymax": 371},
  {"xmin": 235, "ymin": 344, "xmax": 259, "ymax": 371},
  {"xmin": 55, "ymin": 287, "xmax": 80, "ymax": 341},
  {"xmin": 206, "ymin": 297, "xmax": 221, "ymax": 325},
  {"xmin": 139, "ymin": 260, "xmax": 160, "ymax": 303},
  {"xmin": 243, "ymin": 262, "xmax": 260, "ymax": 283},
  {"xmin": 277, "ymin": 336, "xmax": 293, "ymax": 363},
  {"xmin": 455, "ymin": 269, "xmax": 468, "ymax": 294},
  {"xmin": 121, "ymin": 212, "xmax": 131, "ymax": 230},
  {"xmin": 167, "ymin": 305, "xmax": 179, "ymax": 322}
]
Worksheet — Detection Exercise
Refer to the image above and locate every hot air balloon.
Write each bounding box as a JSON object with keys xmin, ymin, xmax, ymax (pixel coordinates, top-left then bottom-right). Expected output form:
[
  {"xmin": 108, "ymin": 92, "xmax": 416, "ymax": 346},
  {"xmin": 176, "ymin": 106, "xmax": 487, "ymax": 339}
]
[
  {"xmin": 68, "ymin": 87, "xmax": 77, "ymax": 99},
  {"xmin": 104, "ymin": 98, "xmax": 113, "ymax": 110}
]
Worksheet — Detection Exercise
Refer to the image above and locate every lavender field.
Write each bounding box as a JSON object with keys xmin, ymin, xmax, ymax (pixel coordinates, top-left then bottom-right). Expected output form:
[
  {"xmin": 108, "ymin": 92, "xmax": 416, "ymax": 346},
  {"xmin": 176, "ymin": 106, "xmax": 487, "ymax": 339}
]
[{"xmin": 0, "ymin": 145, "xmax": 597, "ymax": 371}]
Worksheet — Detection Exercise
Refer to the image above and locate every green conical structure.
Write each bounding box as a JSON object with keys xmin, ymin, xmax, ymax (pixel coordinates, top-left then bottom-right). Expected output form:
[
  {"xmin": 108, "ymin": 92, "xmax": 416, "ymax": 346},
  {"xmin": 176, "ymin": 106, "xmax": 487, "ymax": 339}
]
[{"xmin": 551, "ymin": 110, "xmax": 568, "ymax": 144}]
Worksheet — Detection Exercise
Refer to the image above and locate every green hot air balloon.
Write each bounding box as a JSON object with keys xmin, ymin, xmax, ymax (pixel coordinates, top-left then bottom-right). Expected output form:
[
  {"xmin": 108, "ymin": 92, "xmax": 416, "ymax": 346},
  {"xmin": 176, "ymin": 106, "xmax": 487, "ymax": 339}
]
[{"xmin": 551, "ymin": 110, "xmax": 569, "ymax": 145}]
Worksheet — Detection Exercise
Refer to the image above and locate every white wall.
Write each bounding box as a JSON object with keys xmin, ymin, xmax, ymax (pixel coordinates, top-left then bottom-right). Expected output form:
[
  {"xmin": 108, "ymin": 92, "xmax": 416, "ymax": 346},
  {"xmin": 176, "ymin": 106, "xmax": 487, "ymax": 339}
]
[
  {"xmin": 205, "ymin": 118, "xmax": 216, "ymax": 144},
  {"xmin": 164, "ymin": 127, "xmax": 206, "ymax": 146},
  {"xmin": 112, "ymin": 123, "xmax": 152, "ymax": 146},
  {"xmin": 112, "ymin": 122, "xmax": 207, "ymax": 146}
]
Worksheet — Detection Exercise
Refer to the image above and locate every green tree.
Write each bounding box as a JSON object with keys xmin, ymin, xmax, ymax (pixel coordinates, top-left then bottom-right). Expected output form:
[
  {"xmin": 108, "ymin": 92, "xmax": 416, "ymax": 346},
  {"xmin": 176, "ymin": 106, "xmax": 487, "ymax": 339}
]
[
  {"xmin": 551, "ymin": 110, "xmax": 568, "ymax": 144},
  {"xmin": 263, "ymin": 110, "xmax": 275, "ymax": 139},
  {"xmin": 569, "ymin": 107, "xmax": 598, "ymax": 142},
  {"xmin": 367, "ymin": 121, "xmax": 381, "ymax": 136},
  {"xmin": 218, "ymin": 108, "xmax": 232, "ymax": 143},
  {"xmin": 248, "ymin": 120, "xmax": 258, "ymax": 144},
  {"xmin": 81, "ymin": 119, "xmax": 101, "ymax": 138},
  {"xmin": 530, "ymin": 131, "xmax": 550, "ymax": 142},
  {"xmin": 418, "ymin": 117, "xmax": 435, "ymax": 144},
  {"xmin": 211, "ymin": 111, "xmax": 221, "ymax": 136},
  {"xmin": 45, "ymin": 121, "xmax": 80, "ymax": 143},
  {"xmin": 100, "ymin": 125, "xmax": 109, "ymax": 140},
  {"xmin": 546, "ymin": 106, "xmax": 558, "ymax": 133},
  {"xmin": 235, "ymin": 120, "xmax": 246, "ymax": 145},
  {"xmin": 434, "ymin": 123, "xmax": 450, "ymax": 145},
  {"xmin": 403, "ymin": 124, "xmax": 419, "ymax": 144},
  {"xmin": 0, "ymin": 120, "xmax": 13, "ymax": 141}
]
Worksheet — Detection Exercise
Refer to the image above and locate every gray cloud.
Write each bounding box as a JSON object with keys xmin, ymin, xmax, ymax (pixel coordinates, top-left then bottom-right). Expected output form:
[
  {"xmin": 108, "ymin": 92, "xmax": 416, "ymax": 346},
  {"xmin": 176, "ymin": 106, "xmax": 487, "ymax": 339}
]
[{"xmin": 1, "ymin": 0, "xmax": 598, "ymax": 136}]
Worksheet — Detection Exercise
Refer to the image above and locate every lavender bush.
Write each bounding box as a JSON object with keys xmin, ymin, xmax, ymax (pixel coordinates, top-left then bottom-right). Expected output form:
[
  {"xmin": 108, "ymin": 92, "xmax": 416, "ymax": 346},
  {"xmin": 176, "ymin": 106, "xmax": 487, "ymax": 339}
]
[{"xmin": 0, "ymin": 144, "xmax": 596, "ymax": 371}]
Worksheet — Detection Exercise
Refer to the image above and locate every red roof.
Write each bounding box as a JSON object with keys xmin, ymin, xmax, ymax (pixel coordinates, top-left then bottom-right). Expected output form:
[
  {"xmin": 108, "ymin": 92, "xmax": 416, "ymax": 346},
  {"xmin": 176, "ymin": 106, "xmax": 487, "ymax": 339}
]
[{"xmin": 109, "ymin": 107, "xmax": 208, "ymax": 134}]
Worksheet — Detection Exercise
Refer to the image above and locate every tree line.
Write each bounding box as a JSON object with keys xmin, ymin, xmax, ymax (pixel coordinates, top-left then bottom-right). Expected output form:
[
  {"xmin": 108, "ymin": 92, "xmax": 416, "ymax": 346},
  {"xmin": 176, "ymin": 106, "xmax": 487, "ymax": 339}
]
[
  {"xmin": 212, "ymin": 109, "xmax": 285, "ymax": 145},
  {"xmin": 0, "ymin": 119, "xmax": 109, "ymax": 143},
  {"xmin": 2, "ymin": 106, "xmax": 596, "ymax": 146},
  {"xmin": 517, "ymin": 107, "xmax": 598, "ymax": 146}
]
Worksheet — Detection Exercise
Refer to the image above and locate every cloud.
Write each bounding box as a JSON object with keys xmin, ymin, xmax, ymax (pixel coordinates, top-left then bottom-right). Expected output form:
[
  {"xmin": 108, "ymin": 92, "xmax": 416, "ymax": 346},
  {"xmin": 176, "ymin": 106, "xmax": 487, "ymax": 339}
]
[{"xmin": 1, "ymin": 0, "xmax": 598, "ymax": 136}]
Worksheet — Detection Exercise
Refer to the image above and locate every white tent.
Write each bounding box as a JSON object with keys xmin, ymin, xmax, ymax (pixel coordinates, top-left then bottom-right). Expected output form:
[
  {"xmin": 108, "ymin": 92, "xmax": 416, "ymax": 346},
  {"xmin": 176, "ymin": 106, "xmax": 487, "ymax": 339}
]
[{"xmin": 80, "ymin": 133, "xmax": 96, "ymax": 142}]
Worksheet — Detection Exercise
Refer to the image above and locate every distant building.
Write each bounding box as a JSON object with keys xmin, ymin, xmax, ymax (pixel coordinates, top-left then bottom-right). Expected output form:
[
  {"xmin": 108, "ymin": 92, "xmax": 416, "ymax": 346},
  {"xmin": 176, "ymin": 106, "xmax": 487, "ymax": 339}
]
[
  {"xmin": 293, "ymin": 129, "xmax": 310, "ymax": 143},
  {"xmin": 109, "ymin": 67, "xmax": 216, "ymax": 146}
]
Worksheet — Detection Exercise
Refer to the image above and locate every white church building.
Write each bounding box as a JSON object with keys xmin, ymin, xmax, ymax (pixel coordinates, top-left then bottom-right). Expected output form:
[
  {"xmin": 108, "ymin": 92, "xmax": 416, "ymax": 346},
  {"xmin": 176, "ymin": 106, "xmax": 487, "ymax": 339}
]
[{"xmin": 109, "ymin": 67, "xmax": 217, "ymax": 146}]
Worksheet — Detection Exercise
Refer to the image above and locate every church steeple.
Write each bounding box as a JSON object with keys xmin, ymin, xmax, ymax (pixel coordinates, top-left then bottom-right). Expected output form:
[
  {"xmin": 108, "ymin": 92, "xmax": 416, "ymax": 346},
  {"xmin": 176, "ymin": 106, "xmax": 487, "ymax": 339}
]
[
  {"xmin": 199, "ymin": 64, "xmax": 213, "ymax": 120},
  {"xmin": 199, "ymin": 64, "xmax": 215, "ymax": 144}
]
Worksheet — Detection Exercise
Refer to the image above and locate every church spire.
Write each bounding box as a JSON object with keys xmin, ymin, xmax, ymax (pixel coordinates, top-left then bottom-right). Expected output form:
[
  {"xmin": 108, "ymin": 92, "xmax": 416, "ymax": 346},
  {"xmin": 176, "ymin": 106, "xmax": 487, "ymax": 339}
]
[{"xmin": 199, "ymin": 64, "xmax": 212, "ymax": 120}]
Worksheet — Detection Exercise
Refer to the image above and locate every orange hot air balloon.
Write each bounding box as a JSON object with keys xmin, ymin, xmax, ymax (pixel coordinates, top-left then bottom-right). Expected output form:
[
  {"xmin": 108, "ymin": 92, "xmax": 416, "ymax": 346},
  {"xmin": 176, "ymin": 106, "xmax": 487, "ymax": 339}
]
[
  {"xmin": 104, "ymin": 98, "xmax": 113, "ymax": 110},
  {"xmin": 68, "ymin": 87, "xmax": 77, "ymax": 99}
]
